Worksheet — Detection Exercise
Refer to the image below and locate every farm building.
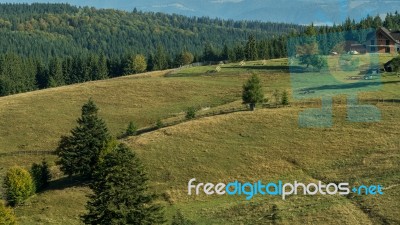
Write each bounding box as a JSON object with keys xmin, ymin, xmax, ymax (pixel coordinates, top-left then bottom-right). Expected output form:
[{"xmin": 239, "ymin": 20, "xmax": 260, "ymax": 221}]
[{"xmin": 348, "ymin": 27, "xmax": 400, "ymax": 54}]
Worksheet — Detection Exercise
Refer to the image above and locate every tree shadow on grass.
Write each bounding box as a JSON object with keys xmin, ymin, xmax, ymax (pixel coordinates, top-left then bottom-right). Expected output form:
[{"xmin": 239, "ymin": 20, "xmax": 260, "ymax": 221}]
[
  {"xmin": 224, "ymin": 65, "xmax": 289, "ymax": 70},
  {"xmin": 223, "ymin": 65, "xmax": 309, "ymax": 74},
  {"xmin": 300, "ymin": 80, "xmax": 398, "ymax": 93},
  {"xmin": 41, "ymin": 176, "xmax": 89, "ymax": 193}
]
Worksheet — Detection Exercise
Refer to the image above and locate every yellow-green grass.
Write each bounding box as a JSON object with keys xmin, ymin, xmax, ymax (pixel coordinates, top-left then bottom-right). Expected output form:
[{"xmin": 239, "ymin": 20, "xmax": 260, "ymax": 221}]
[
  {"xmin": 14, "ymin": 105, "xmax": 399, "ymax": 224},
  {"xmin": 0, "ymin": 56, "xmax": 399, "ymax": 224},
  {"xmin": 121, "ymin": 104, "xmax": 399, "ymax": 224},
  {"xmin": 0, "ymin": 70, "xmax": 255, "ymax": 153}
]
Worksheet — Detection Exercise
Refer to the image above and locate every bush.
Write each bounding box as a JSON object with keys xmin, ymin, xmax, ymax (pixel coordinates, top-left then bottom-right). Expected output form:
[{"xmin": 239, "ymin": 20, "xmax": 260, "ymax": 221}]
[
  {"xmin": 281, "ymin": 90, "xmax": 289, "ymax": 106},
  {"xmin": 171, "ymin": 209, "xmax": 196, "ymax": 225},
  {"xmin": 392, "ymin": 56, "xmax": 400, "ymax": 73},
  {"xmin": 242, "ymin": 74, "xmax": 264, "ymax": 110},
  {"xmin": 0, "ymin": 201, "xmax": 16, "ymax": 225},
  {"xmin": 125, "ymin": 121, "xmax": 137, "ymax": 136},
  {"xmin": 156, "ymin": 119, "xmax": 164, "ymax": 128},
  {"xmin": 30, "ymin": 160, "xmax": 52, "ymax": 191},
  {"xmin": 185, "ymin": 107, "xmax": 197, "ymax": 120},
  {"xmin": 3, "ymin": 167, "xmax": 35, "ymax": 206}
]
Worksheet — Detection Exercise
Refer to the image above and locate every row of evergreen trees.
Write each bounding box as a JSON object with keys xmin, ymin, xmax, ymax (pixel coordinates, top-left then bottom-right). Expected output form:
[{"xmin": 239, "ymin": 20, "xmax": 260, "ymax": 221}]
[
  {"xmin": 0, "ymin": 49, "xmax": 184, "ymax": 96},
  {"xmin": 0, "ymin": 53, "xmax": 108, "ymax": 96}
]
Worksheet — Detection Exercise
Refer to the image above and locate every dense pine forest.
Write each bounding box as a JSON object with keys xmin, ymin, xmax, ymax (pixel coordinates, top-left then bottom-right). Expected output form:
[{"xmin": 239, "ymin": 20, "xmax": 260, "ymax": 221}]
[{"xmin": 0, "ymin": 3, "xmax": 399, "ymax": 96}]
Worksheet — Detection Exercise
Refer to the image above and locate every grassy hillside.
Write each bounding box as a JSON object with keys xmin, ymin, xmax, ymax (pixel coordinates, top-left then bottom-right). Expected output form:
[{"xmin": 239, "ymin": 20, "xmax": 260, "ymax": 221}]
[{"xmin": 0, "ymin": 55, "xmax": 399, "ymax": 224}]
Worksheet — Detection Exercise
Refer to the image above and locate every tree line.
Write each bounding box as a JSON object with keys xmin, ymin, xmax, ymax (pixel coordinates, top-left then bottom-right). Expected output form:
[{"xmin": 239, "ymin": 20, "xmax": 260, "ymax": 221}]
[
  {"xmin": 0, "ymin": 3, "xmax": 399, "ymax": 96},
  {"xmin": 0, "ymin": 3, "xmax": 301, "ymax": 60}
]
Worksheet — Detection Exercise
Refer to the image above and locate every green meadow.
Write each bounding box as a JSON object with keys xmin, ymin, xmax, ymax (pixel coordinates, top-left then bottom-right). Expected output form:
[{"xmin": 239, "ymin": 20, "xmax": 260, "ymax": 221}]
[{"xmin": 0, "ymin": 55, "xmax": 399, "ymax": 224}]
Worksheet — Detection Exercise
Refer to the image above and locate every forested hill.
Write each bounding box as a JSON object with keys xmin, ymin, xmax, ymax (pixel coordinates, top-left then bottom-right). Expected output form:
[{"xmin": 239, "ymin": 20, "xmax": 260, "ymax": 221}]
[
  {"xmin": 0, "ymin": 3, "xmax": 302, "ymax": 60},
  {"xmin": 0, "ymin": 3, "xmax": 398, "ymax": 97}
]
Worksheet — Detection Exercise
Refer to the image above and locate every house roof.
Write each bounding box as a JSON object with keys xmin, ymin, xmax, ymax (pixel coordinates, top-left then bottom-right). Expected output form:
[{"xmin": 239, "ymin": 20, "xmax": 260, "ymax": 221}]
[
  {"xmin": 390, "ymin": 31, "xmax": 400, "ymax": 42},
  {"xmin": 380, "ymin": 27, "xmax": 400, "ymax": 44}
]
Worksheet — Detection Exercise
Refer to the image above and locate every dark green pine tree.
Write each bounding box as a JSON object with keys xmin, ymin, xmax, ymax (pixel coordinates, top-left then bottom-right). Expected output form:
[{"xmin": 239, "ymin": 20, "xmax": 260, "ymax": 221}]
[
  {"xmin": 153, "ymin": 44, "xmax": 168, "ymax": 70},
  {"xmin": 35, "ymin": 59, "xmax": 48, "ymax": 89},
  {"xmin": 56, "ymin": 99, "xmax": 110, "ymax": 178},
  {"xmin": 82, "ymin": 143, "xmax": 165, "ymax": 225},
  {"xmin": 48, "ymin": 57, "xmax": 64, "ymax": 87},
  {"xmin": 221, "ymin": 44, "xmax": 229, "ymax": 61},
  {"xmin": 245, "ymin": 34, "xmax": 258, "ymax": 61},
  {"xmin": 97, "ymin": 54, "xmax": 109, "ymax": 80}
]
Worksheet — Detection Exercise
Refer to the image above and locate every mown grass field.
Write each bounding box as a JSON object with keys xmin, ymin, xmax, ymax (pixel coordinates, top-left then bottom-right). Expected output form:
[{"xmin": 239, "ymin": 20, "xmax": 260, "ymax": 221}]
[{"xmin": 0, "ymin": 55, "xmax": 399, "ymax": 224}]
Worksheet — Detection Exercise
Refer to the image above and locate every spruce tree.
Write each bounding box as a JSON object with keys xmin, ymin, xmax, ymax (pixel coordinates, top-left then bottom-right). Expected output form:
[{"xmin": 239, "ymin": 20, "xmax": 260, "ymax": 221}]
[
  {"xmin": 30, "ymin": 160, "xmax": 52, "ymax": 191},
  {"xmin": 125, "ymin": 121, "xmax": 137, "ymax": 136},
  {"xmin": 245, "ymin": 34, "xmax": 258, "ymax": 61},
  {"xmin": 153, "ymin": 44, "xmax": 168, "ymax": 70},
  {"xmin": 281, "ymin": 90, "xmax": 289, "ymax": 106},
  {"xmin": 171, "ymin": 210, "xmax": 195, "ymax": 225},
  {"xmin": 98, "ymin": 54, "xmax": 109, "ymax": 79},
  {"xmin": 56, "ymin": 99, "xmax": 110, "ymax": 178},
  {"xmin": 82, "ymin": 143, "xmax": 164, "ymax": 225},
  {"xmin": 242, "ymin": 74, "xmax": 264, "ymax": 111},
  {"xmin": 48, "ymin": 57, "xmax": 64, "ymax": 87}
]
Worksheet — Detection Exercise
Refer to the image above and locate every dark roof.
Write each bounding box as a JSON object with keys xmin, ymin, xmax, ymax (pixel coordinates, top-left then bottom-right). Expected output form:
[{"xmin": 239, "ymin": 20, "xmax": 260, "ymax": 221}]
[
  {"xmin": 390, "ymin": 31, "xmax": 400, "ymax": 42},
  {"xmin": 384, "ymin": 59, "xmax": 393, "ymax": 67},
  {"xmin": 380, "ymin": 27, "xmax": 400, "ymax": 44}
]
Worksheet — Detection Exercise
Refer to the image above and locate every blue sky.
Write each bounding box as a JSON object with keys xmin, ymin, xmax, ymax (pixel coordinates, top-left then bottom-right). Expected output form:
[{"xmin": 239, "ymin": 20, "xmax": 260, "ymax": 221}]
[{"xmin": 1, "ymin": 0, "xmax": 399, "ymax": 24}]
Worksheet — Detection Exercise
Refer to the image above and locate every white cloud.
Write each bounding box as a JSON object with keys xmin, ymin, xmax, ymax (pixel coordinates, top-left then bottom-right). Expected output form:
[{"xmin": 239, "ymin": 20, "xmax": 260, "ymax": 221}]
[
  {"xmin": 211, "ymin": 0, "xmax": 244, "ymax": 4},
  {"xmin": 152, "ymin": 3, "xmax": 194, "ymax": 11}
]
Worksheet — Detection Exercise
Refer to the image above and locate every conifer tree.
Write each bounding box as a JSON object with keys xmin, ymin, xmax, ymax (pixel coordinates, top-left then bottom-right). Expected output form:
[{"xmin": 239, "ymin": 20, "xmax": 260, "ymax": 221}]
[
  {"xmin": 82, "ymin": 143, "xmax": 164, "ymax": 224},
  {"xmin": 245, "ymin": 34, "xmax": 258, "ymax": 61},
  {"xmin": 56, "ymin": 99, "xmax": 110, "ymax": 178},
  {"xmin": 242, "ymin": 74, "xmax": 264, "ymax": 111},
  {"xmin": 48, "ymin": 57, "xmax": 64, "ymax": 87},
  {"xmin": 153, "ymin": 44, "xmax": 168, "ymax": 70}
]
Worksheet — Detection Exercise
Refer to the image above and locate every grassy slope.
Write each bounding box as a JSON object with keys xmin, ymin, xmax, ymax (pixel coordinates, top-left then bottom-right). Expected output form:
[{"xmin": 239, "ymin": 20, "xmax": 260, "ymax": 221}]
[{"xmin": 0, "ymin": 56, "xmax": 398, "ymax": 224}]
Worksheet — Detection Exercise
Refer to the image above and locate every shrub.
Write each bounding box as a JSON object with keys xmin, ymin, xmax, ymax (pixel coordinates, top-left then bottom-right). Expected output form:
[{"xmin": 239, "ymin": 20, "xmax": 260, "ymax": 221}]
[
  {"xmin": 242, "ymin": 74, "xmax": 264, "ymax": 110},
  {"xmin": 392, "ymin": 56, "xmax": 400, "ymax": 73},
  {"xmin": 125, "ymin": 121, "xmax": 137, "ymax": 136},
  {"xmin": 171, "ymin": 210, "xmax": 196, "ymax": 225},
  {"xmin": 3, "ymin": 167, "xmax": 35, "ymax": 206},
  {"xmin": 156, "ymin": 119, "xmax": 164, "ymax": 128},
  {"xmin": 281, "ymin": 90, "xmax": 289, "ymax": 106},
  {"xmin": 185, "ymin": 107, "xmax": 197, "ymax": 120},
  {"xmin": 0, "ymin": 201, "xmax": 16, "ymax": 225},
  {"xmin": 30, "ymin": 160, "xmax": 52, "ymax": 191},
  {"xmin": 271, "ymin": 204, "xmax": 281, "ymax": 224}
]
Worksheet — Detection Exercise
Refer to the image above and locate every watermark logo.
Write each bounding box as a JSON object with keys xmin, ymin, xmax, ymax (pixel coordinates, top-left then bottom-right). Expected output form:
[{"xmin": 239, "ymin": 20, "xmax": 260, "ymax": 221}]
[
  {"xmin": 188, "ymin": 178, "xmax": 383, "ymax": 200},
  {"xmin": 287, "ymin": 28, "xmax": 382, "ymax": 128}
]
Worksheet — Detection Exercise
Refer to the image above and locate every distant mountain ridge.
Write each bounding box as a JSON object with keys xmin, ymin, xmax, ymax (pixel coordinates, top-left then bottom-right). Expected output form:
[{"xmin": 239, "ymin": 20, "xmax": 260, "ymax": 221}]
[{"xmin": 2, "ymin": 0, "xmax": 400, "ymax": 24}]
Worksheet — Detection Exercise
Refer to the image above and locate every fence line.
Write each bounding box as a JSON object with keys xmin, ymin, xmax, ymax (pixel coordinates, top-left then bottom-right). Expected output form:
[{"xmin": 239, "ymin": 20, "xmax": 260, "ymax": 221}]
[
  {"xmin": 135, "ymin": 106, "xmax": 248, "ymax": 136},
  {"xmin": 0, "ymin": 150, "xmax": 55, "ymax": 158}
]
